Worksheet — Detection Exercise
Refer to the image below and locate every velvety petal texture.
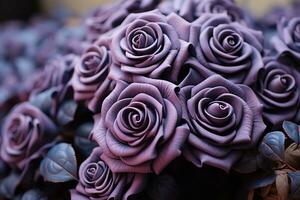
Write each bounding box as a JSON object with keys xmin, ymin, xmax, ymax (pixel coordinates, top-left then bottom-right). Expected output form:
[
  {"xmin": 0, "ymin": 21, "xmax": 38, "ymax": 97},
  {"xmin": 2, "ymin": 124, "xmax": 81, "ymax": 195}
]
[
  {"xmin": 92, "ymin": 76, "xmax": 189, "ymax": 174},
  {"xmin": 272, "ymin": 17, "xmax": 300, "ymax": 61},
  {"xmin": 255, "ymin": 56, "xmax": 300, "ymax": 126},
  {"xmin": 28, "ymin": 54, "xmax": 77, "ymax": 97},
  {"xmin": 194, "ymin": 0, "xmax": 244, "ymax": 22},
  {"xmin": 72, "ymin": 40, "xmax": 115, "ymax": 113},
  {"xmin": 110, "ymin": 10, "xmax": 189, "ymax": 78},
  {"xmin": 159, "ymin": 0, "xmax": 194, "ymax": 22},
  {"xmin": 0, "ymin": 103, "xmax": 58, "ymax": 169},
  {"xmin": 190, "ymin": 13, "xmax": 263, "ymax": 86},
  {"xmin": 85, "ymin": 0, "xmax": 161, "ymax": 42},
  {"xmin": 159, "ymin": 0, "xmax": 244, "ymax": 23},
  {"xmin": 71, "ymin": 147, "xmax": 146, "ymax": 200},
  {"xmin": 180, "ymin": 75, "xmax": 266, "ymax": 172}
]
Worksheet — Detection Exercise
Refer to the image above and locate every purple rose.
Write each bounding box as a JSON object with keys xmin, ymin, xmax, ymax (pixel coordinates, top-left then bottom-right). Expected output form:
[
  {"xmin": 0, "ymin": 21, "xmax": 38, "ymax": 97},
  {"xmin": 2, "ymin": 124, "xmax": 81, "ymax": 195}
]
[
  {"xmin": 0, "ymin": 103, "xmax": 57, "ymax": 169},
  {"xmin": 194, "ymin": 0, "xmax": 244, "ymax": 22},
  {"xmin": 272, "ymin": 17, "xmax": 300, "ymax": 61},
  {"xmin": 180, "ymin": 75, "xmax": 266, "ymax": 171},
  {"xmin": 92, "ymin": 76, "xmax": 189, "ymax": 174},
  {"xmin": 190, "ymin": 13, "xmax": 263, "ymax": 85},
  {"xmin": 24, "ymin": 54, "xmax": 78, "ymax": 119},
  {"xmin": 159, "ymin": 0, "xmax": 244, "ymax": 23},
  {"xmin": 255, "ymin": 56, "xmax": 300, "ymax": 126},
  {"xmin": 170, "ymin": 57, "xmax": 213, "ymax": 86},
  {"xmin": 71, "ymin": 147, "xmax": 146, "ymax": 200},
  {"xmin": 110, "ymin": 10, "xmax": 189, "ymax": 78},
  {"xmin": 72, "ymin": 41, "xmax": 115, "ymax": 113},
  {"xmin": 159, "ymin": 0, "xmax": 194, "ymax": 22},
  {"xmin": 85, "ymin": 0, "xmax": 160, "ymax": 42},
  {"xmin": 28, "ymin": 54, "xmax": 78, "ymax": 97}
]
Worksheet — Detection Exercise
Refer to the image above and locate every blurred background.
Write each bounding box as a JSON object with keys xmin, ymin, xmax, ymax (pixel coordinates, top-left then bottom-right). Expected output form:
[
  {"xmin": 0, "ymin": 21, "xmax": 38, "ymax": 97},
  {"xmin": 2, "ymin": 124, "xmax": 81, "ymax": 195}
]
[{"xmin": 0, "ymin": 0, "xmax": 294, "ymax": 21}]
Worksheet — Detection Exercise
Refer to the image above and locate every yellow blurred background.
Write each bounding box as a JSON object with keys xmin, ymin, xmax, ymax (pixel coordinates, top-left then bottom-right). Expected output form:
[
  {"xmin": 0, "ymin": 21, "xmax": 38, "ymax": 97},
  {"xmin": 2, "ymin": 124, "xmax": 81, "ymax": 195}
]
[{"xmin": 42, "ymin": 0, "xmax": 292, "ymax": 17}]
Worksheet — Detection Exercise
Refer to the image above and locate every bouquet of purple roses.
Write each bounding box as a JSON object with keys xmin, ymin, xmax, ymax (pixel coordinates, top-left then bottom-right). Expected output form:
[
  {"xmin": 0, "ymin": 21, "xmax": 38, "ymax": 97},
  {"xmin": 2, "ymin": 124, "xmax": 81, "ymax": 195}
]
[{"xmin": 1, "ymin": 0, "xmax": 300, "ymax": 199}]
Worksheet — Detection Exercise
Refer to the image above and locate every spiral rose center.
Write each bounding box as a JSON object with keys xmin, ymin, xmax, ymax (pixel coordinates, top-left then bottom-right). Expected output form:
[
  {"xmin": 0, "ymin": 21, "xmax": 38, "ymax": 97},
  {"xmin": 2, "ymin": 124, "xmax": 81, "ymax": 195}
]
[
  {"xmin": 129, "ymin": 113, "xmax": 142, "ymax": 127},
  {"xmin": 222, "ymin": 33, "xmax": 240, "ymax": 50},
  {"xmin": 83, "ymin": 55, "xmax": 101, "ymax": 70},
  {"xmin": 267, "ymin": 74, "xmax": 293, "ymax": 93},
  {"xmin": 228, "ymin": 38, "xmax": 236, "ymax": 46},
  {"xmin": 132, "ymin": 29, "xmax": 155, "ymax": 49},
  {"xmin": 218, "ymin": 30, "xmax": 243, "ymax": 54},
  {"xmin": 85, "ymin": 163, "xmax": 104, "ymax": 182},
  {"xmin": 126, "ymin": 107, "xmax": 145, "ymax": 129},
  {"xmin": 9, "ymin": 116, "xmax": 32, "ymax": 145},
  {"xmin": 206, "ymin": 102, "xmax": 230, "ymax": 118}
]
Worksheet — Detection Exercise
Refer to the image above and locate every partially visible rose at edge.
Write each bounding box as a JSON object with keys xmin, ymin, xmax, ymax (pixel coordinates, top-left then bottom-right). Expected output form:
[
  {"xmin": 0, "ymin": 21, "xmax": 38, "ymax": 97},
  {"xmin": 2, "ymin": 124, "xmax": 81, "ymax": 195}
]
[
  {"xmin": 0, "ymin": 103, "xmax": 58, "ymax": 169},
  {"xmin": 255, "ymin": 56, "xmax": 300, "ymax": 126},
  {"xmin": 272, "ymin": 17, "xmax": 300, "ymax": 61},
  {"xmin": 71, "ymin": 147, "xmax": 147, "ymax": 200}
]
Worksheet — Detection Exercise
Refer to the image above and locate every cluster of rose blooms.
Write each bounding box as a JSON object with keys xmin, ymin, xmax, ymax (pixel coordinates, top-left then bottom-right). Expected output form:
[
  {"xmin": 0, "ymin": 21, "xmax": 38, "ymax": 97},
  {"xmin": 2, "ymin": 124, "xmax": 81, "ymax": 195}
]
[{"xmin": 1, "ymin": 0, "xmax": 300, "ymax": 199}]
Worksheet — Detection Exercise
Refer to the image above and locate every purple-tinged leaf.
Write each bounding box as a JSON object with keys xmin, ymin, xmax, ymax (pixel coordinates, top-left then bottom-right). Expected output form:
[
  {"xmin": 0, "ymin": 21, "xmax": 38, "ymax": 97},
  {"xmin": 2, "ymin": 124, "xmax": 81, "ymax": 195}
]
[
  {"xmin": 288, "ymin": 171, "xmax": 300, "ymax": 199},
  {"xmin": 233, "ymin": 151, "xmax": 258, "ymax": 174},
  {"xmin": 256, "ymin": 154, "xmax": 276, "ymax": 170},
  {"xmin": 74, "ymin": 123, "xmax": 97, "ymax": 157},
  {"xmin": 0, "ymin": 159, "xmax": 10, "ymax": 179},
  {"xmin": 56, "ymin": 100, "xmax": 78, "ymax": 125},
  {"xmin": 21, "ymin": 189, "xmax": 48, "ymax": 200},
  {"xmin": 30, "ymin": 88, "xmax": 57, "ymax": 116},
  {"xmin": 283, "ymin": 121, "xmax": 300, "ymax": 145},
  {"xmin": 247, "ymin": 175, "xmax": 276, "ymax": 190},
  {"xmin": 259, "ymin": 131, "xmax": 285, "ymax": 162},
  {"xmin": 0, "ymin": 171, "xmax": 22, "ymax": 198},
  {"xmin": 40, "ymin": 143, "xmax": 77, "ymax": 183}
]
